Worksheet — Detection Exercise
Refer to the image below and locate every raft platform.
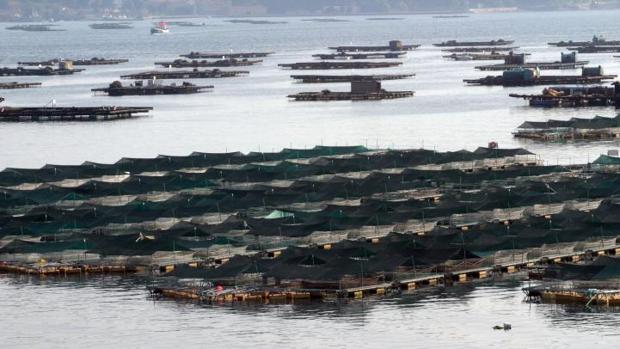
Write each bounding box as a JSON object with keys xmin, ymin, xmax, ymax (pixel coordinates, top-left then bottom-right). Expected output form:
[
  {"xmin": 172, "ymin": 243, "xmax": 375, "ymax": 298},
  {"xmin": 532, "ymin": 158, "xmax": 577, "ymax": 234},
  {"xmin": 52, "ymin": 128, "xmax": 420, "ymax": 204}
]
[
  {"xmin": 509, "ymin": 86, "xmax": 616, "ymax": 108},
  {"xmin": 442, "ymin": 46, "xmax": 519, "ymax": 53},
  {"xmin": 313, "ymin": 52, "xmax": 407, "ymax": 60},
  {"xmin": 92, "ymin": 81, "xmax": 212, "ymax": 96},
  {"xmin": 156, "ymin": 59, "xmax": 262, "ymax": 68},
  {"xmin": 18, "ymin": 58, "xmax": 129, "ymax": 66},
  {"xmin": 0, "ymin": 261, "xmax": 137, "ymax": 276},
  {"xmin": 476, "ymin": 61, "xmax": 588, "ymax": 71},
  {"xmin": 180, "ymin": 52, "xmax": 273, "ymax": 59},
  {"xmin": 279, "ymin": 61, "xmax": 402, "ymax": 70},
  {"xmin": 0, "ymin": 67, "xmax": 83, "ymax": 76},
  {"xmin": 329, "ymin": 40, "xmax": 419, "ymax": 52},
  {"xmin": 0, "ymin": 82, "xmax": 42, "ymax": 89},
  {"xmin": 465, "ymin": 74, "xmax": 616, "ymax": 87},
  {"xmin": 121, "ymin": 69, "xmax": 249, "ymax": 80},
  {"xmin": 569, "ymin": 46, "xmax": 620, "ymax": 54},
  {"xmin": 433, "ymin": 39, "xmax": 514, "ymax": 47},
  {"xmin": 288, "ymin": 90, "xmax": 414, "ymax": 101},
  {"xmin": 290, "ymin": 74, "xmax": 415, "ymax": 83},
  {"xmin": 0, "ymin": 105, "xmax": 153, "ymax": 122}
]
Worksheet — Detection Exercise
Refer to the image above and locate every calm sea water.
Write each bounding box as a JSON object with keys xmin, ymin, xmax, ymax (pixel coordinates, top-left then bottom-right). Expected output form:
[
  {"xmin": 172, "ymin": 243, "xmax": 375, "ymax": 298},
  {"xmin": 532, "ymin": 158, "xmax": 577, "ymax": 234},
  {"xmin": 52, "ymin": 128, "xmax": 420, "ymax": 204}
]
[{"xmin": 2, "ymin": 11, "xmax": 620, "ymax": 348}]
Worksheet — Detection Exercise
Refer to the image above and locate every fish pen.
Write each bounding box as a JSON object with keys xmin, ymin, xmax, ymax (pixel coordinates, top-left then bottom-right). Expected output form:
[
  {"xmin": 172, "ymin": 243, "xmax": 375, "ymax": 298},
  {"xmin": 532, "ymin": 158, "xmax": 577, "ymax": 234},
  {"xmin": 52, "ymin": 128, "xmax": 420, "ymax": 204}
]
[
  {"xmin": 290, "ymin": 74, "xmax": 415, "ymax": 83},
  {"xmin": 156, "ymin": 59, "xmax": 262, "ymax": 68},
  {"xmin": 476, "ymin": 52, "xmax": 588, "ymax": 71},
  {"xmin": 121, "ymin": 69, "xmax": 249, "ymax": 80},
  {"xmin": 181, "ymin": 52, "xmax": 274, "ymax": 59},
  {"xmin": 5, "ymin": 143, "xmax": 620, "ymax": 301},
  {"xmin": 0, "ymin": 82, "xmax": 42, "ymax": 89},
  {"xmin": 465, "ymin": 67, "xmax": 616, "ymax": 86},
  {"xmin": 328, "ymin": 40, "xmax": 419, "ymax": 52},
  {"xmin": 91, "ymin": 81, "xmax": 213, "ymax": 96},
  {"xmin": 509, "ymin": 86, "xmax": 616, "ymax": 107},
  {"xmin": 288, "ymin": 80, "xmax": 413, "ymax": 101},
  {"xmin": 433, "ymin": 39, "xmax": 514, "ymax": 47},
  {"xmin": 514, "ymin": 115, "xmax": 620, "ymax": 141},
  {"xmin": 313, "ymin": 52, "xmax": 407, "ymax": 60},
  {"xmin": 279, "ymin": 61, "xmax": 402, "ymax": 70}
]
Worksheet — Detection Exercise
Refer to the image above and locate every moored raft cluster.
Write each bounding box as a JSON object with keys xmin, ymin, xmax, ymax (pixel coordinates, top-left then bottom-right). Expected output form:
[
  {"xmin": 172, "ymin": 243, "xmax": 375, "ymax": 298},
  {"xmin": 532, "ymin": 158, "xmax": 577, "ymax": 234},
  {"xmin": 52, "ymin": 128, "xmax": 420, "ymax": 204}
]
[{"xmin": 3, "ymin": 145, "xmax": 620, "ymax": 302}]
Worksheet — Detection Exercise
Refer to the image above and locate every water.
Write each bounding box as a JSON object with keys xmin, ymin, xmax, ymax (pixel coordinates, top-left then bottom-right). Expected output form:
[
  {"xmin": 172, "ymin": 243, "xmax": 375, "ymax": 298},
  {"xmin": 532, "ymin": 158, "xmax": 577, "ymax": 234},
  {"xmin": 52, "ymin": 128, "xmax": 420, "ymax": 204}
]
[
  {"xmin": 2, "ymin": 11, "xmax": 620, "ymax": 348},
  {"xmin": 1, "ymin": 275, "xmax": 619, "ymax": 348},
  {"xmin": 1, "ymin": 11, "xmax": 620, "ymax": 169}
]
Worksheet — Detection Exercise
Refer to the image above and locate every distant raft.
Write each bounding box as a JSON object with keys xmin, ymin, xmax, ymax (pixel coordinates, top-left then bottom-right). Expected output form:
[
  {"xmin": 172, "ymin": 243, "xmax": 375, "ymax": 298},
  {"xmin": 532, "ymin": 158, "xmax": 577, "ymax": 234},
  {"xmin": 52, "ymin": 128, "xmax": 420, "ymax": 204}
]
[
  {"xmin": 549, "ymin": 35, "xmax": 620, "ymax": 47},
  {"xmin": 279, "ymin": 61, "xmax": 402, "ymax": 70},
  {"xmin": 180, "ymin": 52, "xmax": 273, "ymax": 59},
  {"xmin": 91, "ymin": 81, "xmax": 213, "ymax": 96},
  {"xmin": 121, "ymin": 69, "xmax": 248, "ymax": 80},
  {"xmin": 509, "ymin": 86, "xmax": 617, "ymax": 108},
  {"xmin": 290, "ymin": 74, "xmax": 415, "ymax": 83},
  {"xmin": 18, "ymin": 57, "xmax": 129, "ymax": 66},
  {"xmin": 442, "ymin": 46, "xmax": 519, "ymax": 53},
  {"xmin": 288, "ymin": 80, "xmax": 414, "ymax": 101},
  {"xmin": 155, "ymin": 58, "xmax": 262, "ymax": 68},
  {"xmin": 465, "ymin": 67, "xmax": 616, "ymax": 87},
  {"xmin": 514, "ymin": 114, "xmax": 620, "ymax": 141},
  {"xmin": 475, "ymin": 52, "xmax": 588, "ymax": 71},
  {"xmin": 0, "ymin": 82, "xmax": 42, "ymax": 89},
  {"xmin": 0, "ymin": 102, "xmax": 152, "ymax": 122},
  {"xmin": 313, "ymin": 52, "xmax": 407, "ymax": 60},
  {"xmin": 433, "ymin": 39, "xmax": 514, "ymax": 47},
  {"xmin": 89, "ymin": 23, "xmax": 134, "ymax": 30},
  {"xmin": 329, "ymin": 40, "xmax": 420, "ymax": 52}
]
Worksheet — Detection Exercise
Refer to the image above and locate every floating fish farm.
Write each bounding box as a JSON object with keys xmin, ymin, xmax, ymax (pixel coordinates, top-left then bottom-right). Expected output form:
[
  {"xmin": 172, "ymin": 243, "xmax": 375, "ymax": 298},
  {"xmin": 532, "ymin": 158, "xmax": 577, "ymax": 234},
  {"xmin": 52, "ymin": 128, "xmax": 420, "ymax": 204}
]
[
  {"xmin": 290, "ymin": 74, "xmax": 415, "ymax": 84},
  {"xmin": 180, "ymin": 52, "xmax": 274, "ymax": 59},
  {"xmin": 465, "ymin": 67, "xmax": 616, "ymax": 87},
  {"xmin": 329, "ymin": 40, "xmax": 419, "ymax": 52},
  {"xmin": 279, "ymin": 61, "xmax": 402, "ymax": 70},
  {"xmin": 433, "ymin": 39, "xmax": 514, "ymax": 47},
  {"xmin": 514, "ymin": 115, "xmax": 620, "ymax": 141}
]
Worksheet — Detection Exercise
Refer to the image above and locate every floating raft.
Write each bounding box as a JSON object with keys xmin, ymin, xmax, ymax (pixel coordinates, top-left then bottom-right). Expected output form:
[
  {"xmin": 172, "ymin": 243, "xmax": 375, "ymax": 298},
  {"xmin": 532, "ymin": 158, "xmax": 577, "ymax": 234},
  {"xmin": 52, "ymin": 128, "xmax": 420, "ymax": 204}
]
[
  {"xmin": 89, "ymin": 23, "xmax": 133, "ymax": 30},
  {"xmin": 524, "ymin": 285, "xmax": 620, "ymax": 306},
  {"xmin": 509, "ymin": 86, "xmax": 616, "ymax": 108},
  {"xmin": 0, "ymin": 105, "xmax": 153, "ymax": 122},
  {"xmin": 444, "ymin": 53, "xmax": 526, "ymax": 61},
  {"xmin": 121, "ymin": 69, "xmax": 248, "ymax": 80},
  {"xmin": 155, "ymin": 59, "xmax": 262, "ymax": 68},
  {"xmin": 0, "ymin": 67, "xmax": 83, "ymax": 76},
  {"xmin": 0, "ymin": 82, "xmax": 42, "ymax": 89},
  {"xmin": 181, "ymin": 52, "xmax": 273, "ymax": 59},
  {"xmin": 569, "ymin": 46, "xmax": 620, "ymax": 54},
  {"xmin": 476, "ymin": 61, "xmax": 588, "ymax": 71},
  {"xmin": 288, "ymin": 90, "xmax": 414, "ymax": 101},
  {"xmin": 19, "ymin": 58, "xmax": 129, "ymax": 66},
  {"xmin": 313, "ymin": 52, "xmax": 407, "ymax": 60},
  {"xmin": 442, "ymin": 46, "xmax": 519, "ymax": 53},
  {"xmin": 6, "ymin": 24, "xmax": 64, "ymax": 32},
  {"xmin": 92, "ymin": 81, "xmax": 212, "ymax": 96},
  {"xmin": 0, "ymin": 261, "xmax": 137, "ymax": 275},
  {"xmin": 465, "ymin": 74, "xmax": 616, "ymax": 87},
  {"xmin": 514, "ymin": 115, "xmax": 620, "ymax": 141},
  {"xmin": 290, "ymin": 74, "xmax": 415, "ymax": 83},
  {"xmin": 549, "ymin": 36, "xmax": 620, "ymax": 47},
  {"xmin": 433, "ymin": 39, "xmax": 514, "ymax": 47},
  {"xmin": 279, "ymin": 61, "xmax": 402, "ymax": 70},
  {"xmin": 329, "ymin": 40, "xmax": 419, "ymax": 52}
]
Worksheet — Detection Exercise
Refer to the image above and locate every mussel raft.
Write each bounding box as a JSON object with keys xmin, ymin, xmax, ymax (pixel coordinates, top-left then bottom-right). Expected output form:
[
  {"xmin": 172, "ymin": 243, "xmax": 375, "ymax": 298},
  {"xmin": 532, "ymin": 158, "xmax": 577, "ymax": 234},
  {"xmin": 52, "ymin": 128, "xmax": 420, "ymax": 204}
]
[{"xmin": 181, "ymin": 52, "xmax": 273, "ymax": 59}]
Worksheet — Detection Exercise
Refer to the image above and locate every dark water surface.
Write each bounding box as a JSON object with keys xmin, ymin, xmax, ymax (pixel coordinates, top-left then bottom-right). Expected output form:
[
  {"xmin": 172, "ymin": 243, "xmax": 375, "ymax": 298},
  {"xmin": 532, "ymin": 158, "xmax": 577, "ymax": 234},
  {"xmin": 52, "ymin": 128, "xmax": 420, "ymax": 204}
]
[{"xmin": 1, "ymin": 275, "xmax": 618, "ymax": 348}]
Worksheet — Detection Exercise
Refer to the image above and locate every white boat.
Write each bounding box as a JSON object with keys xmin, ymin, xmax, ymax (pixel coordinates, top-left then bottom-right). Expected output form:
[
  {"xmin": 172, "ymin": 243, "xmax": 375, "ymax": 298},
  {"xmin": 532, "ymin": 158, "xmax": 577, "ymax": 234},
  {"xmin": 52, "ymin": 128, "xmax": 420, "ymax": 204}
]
[{"xmin": 151, "ymin": 22, "xmax": 170, "ymax": 34}]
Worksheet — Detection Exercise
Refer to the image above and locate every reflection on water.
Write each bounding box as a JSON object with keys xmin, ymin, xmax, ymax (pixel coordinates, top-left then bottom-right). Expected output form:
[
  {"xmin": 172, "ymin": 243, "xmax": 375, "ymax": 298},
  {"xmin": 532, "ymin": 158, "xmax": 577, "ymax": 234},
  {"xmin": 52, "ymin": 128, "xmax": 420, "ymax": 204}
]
[{"xmin": 1, "ymin": 274, "xmax": 619, "ymax": 348}]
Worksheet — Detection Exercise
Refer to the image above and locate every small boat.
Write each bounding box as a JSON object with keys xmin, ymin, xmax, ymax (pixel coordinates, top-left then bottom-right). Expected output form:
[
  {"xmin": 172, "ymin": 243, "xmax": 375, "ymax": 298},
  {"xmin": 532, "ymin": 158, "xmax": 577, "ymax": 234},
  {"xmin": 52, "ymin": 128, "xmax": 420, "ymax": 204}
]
[{"xmin": 151, "ymin": 22, "xmax": 170, "ymax": 34}]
